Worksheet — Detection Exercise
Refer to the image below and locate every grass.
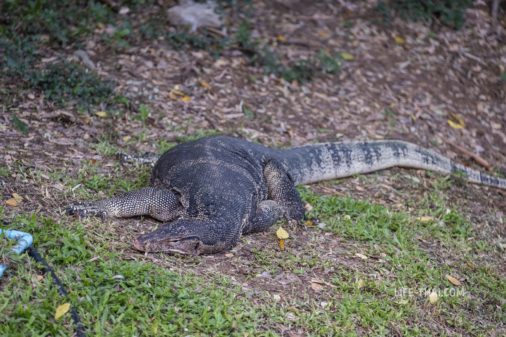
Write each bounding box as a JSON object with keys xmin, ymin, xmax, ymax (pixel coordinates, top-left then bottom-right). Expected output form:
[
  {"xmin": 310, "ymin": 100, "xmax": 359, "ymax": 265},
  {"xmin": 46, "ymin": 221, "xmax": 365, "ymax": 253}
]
[
  {"xmin": 2, "ymin": 158, "xmax": 503, "ymax": 335},
  {"xmin": 0, "ymin": 212, "xmax": 268, "ymax": 336},
  {"xmin": 375, "ymin": 0, "xmax": 473, "ymax": 29}
]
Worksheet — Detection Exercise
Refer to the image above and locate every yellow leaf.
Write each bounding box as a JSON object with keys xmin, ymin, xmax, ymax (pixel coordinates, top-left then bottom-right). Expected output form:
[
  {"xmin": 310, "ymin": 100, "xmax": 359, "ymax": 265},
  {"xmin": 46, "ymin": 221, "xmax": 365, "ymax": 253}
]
[
  {"xmin": 446, "ymin": 274, "xmax": 461, "ymax": 286},
  {"xmin": 54, "ymin": 303, "xmax": 70, "ymax": 320},
  {"xmin": 428, "ymin": 291, "xmax": 438, "ymax": 304},
  {"xmin": 278, "ymin": 239, "xmax": 285, "ymax": 251},
  {"xmin": 304, "ymin": 219, "xmax": 316, "ymax": 227},
  {"xmin": 180, "ymin": 95, "xmax": 191, "ymax": 103},
  {"xmin": 448, "ymin": 114, "xmax": 465, "ymax": 129},
  {"xmin": 5, "ymin": 198, "xmax": 18, "ymax": 207},
  {"xmin": 276, "ymin": 227, "xmax": 289, "ymax": 239},
  {"xmin": 356, "ymin": 279, "xmax": 365, "ymax": 289},
  {"xmin": 340, "ymin": 52, "xmax": 354, "ymax": 61},
  {"xmin": 95, "ymin": 111, "xmax": 107, "ymax": 118},
  {"xmin": 122, "ymin": 135, "xmax": 131, "ymax": 142},
  {"xmin": 276, "ymin": 35, "xmax": 286, "ymax": 42},
  {"xmin": 169, "ymin": 86, "xmax": 189, "ymax": 101},
  {"xmin": 416, "ymin": 216, "xmax": 434, "ymax": 223},
  {"xmin": 394, "ymin": 35, "xmax": 405, "ymax": 45}
]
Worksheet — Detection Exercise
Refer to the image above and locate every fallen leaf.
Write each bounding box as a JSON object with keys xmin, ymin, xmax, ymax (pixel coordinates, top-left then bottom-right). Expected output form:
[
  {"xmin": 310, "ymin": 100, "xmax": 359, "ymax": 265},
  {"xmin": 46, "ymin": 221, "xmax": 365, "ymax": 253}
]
[
  {"xmin": 180, "ymin": 95, "xmax": 192, "ymax": 103},
  {"xmin": 278, "ymin": 239, "xmax": 286, "ymax": 251},
  {"xmin": 416, "ymin": 216, "xmax": 434, "ymax": 223},
  {"xmin": 446, "ymin": 274, "xmax": 461, "ymax": 286},
  {"xmin": 311, "ymin": 281, "xmax": 324, "ymax": 292},
  {"xmin": 122, "ymin": 135, "xmax": 131, "ymax": 142},
  {"xmin": 304, "ymin": 219, "xmax": 317, "ymax": 227},
  {"xmin": 12, "ymin": 193, "xmax": 23, "ymax": 202},
  {"xmin": 199, "ymin": 80, "xmax": 211, "ymax": 90},
  {"xmin": 55, "ymin": 303, "xmax": 70, "ymax": 320},
  {"xmin": 355, "ymin": 253, "xmax": 368, "ymax": 260},
  {"xmin": 169, "ymin": 85, "xmax": 191, "ymax": 102},
  {"xmin": 95, "ymin": 111, "xmax": 107, "ymax": 118},
  {"xmin": 356, "ymin": 279, "xmax": 365, "ymax": 289},
  {"xmin": 5, "ymin": 198, "xmax": 18, "ymax": 207},
  {"xmin": 340, "ymin": 52, "xmax": 354, "ymax": 61},
  {"xmin": 304, "ymin": 203, "xmax": 313, "ymax": 211},
  {"xmin": 276, "ymin": 35, "xmax": 286, "ymax": 42},
  {"xmin": 448, "ymin": 114, "xmax": 465, "ymax": 129},
  {"xmin": 276, "ymin": 227, "xmax": 289, "ymax": 240},
  {"xmin": 394, "ymin": 35, "xmax": 405, "ymax": 45},
  {"xmin": 429, "ymin": 291, "xmax": 438, "ymax": 304}
]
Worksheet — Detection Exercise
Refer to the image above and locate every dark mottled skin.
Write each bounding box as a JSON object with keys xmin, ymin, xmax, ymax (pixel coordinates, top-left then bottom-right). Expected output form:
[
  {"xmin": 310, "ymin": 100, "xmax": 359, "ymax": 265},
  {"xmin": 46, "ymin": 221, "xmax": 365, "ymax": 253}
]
[{"xmin": 67, "ymin": 136, "xmax": 506, "ymax": 255}]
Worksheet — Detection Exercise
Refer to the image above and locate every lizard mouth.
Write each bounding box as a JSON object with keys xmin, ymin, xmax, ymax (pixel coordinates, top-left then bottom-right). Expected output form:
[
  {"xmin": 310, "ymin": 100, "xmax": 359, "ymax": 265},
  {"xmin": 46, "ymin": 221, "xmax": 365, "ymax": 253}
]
[{"xmin": 133, "ymin": 235, "xmax": 202, "ymax": 255}]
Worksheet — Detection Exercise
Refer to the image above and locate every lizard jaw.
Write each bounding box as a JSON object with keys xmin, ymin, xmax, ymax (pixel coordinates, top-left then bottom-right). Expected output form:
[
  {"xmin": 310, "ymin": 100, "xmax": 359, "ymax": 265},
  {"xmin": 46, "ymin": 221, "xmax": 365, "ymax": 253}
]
[{"xmin": 132, "ymin": 235, "xmax": 202, "ymax": 255}]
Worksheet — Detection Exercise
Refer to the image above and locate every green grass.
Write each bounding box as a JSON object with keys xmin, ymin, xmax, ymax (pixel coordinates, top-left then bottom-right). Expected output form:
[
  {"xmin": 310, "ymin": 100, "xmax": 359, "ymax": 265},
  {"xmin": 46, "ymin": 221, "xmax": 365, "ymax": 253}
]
[
  {"xmin": 1, "ymin": 152, "xmax": 504, "ymax": 335},
  {"xmin": 0, "ymin": 212, "xmax": 269, "ymax": 336}
]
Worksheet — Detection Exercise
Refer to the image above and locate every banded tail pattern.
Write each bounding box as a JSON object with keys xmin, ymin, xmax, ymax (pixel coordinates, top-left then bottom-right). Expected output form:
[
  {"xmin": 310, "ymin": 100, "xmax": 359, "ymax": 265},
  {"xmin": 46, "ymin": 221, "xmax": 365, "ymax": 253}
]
[{"xmin": 277, "ymin": 140, "xmax": 506, "ymax": 189}]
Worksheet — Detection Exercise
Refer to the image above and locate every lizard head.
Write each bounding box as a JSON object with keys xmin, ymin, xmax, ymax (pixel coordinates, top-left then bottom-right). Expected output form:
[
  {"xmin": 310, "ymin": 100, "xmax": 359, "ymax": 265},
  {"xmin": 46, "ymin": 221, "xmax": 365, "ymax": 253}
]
[{"xmin": 132, "ymin": 219, "xmax": 226, "ymax": 255}]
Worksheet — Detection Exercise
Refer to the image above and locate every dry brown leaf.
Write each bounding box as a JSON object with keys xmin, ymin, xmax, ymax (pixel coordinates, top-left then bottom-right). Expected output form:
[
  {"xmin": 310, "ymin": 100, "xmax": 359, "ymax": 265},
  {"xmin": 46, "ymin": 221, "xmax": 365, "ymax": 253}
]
[
  {"xmin": 355, "ymin": 253, "xmax": 368, "ymax": 260},
  {"xmin": 446, "ymin": 274, "xmax": 461, "ymax": 286},
  {"xmin": 311, "ymin": 281, "xmax": 324, "ymax": 292},
  {"xmin": 95, "ymin": 111, "xmax": 107, "ymax": 118},
  {"xmin": 12, "ymin": 193, "xmax": 23, "ymax": 202},
  {"xmin": 199, "ymin": 80, "xmax": 211, "ymax": 90},
  {"xmin": 5, "ymin": 198, "xmax": 18, "ymax": 207}
]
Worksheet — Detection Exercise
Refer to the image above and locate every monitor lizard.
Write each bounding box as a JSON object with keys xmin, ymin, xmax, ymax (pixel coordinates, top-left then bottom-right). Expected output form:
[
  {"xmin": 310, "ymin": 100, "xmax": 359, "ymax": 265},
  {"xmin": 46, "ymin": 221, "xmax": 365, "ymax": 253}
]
[{"xmin": 67, "ymin": 136, "xmax": 505, "ymax": 255}]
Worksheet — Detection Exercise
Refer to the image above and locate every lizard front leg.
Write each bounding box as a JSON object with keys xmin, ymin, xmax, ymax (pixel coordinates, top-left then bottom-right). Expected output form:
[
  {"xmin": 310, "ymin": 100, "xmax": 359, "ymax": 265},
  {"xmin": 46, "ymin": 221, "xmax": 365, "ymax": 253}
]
[
  {"xmin": 263, "ymin": 159, "xmax": 305, "ymax": 222},
  {"xmin": 66, "ymin": 187, "xmax": 182, "ymax": 222}
]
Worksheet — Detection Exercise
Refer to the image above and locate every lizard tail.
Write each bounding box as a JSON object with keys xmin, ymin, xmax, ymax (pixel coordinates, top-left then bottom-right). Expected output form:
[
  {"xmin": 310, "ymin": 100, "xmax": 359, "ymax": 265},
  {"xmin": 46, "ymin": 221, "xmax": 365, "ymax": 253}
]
[{"xmin": 276, "ymin": 140, "xmax": 506, "ymax": 189}]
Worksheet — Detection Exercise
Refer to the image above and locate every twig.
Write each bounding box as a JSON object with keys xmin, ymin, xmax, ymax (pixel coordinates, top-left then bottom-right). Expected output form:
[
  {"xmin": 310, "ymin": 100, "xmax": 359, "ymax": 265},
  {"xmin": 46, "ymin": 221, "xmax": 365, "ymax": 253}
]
[{"xmin": 448, "ymin": 141, "xmax": 492, "ymax": 170}]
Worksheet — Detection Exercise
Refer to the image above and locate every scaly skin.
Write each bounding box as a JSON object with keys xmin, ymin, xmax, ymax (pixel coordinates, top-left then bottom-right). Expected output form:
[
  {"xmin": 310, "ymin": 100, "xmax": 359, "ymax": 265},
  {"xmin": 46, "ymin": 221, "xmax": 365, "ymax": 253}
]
[{"xmin": 67, "ymin": 136, "xmax": 506, "ymax": 255}]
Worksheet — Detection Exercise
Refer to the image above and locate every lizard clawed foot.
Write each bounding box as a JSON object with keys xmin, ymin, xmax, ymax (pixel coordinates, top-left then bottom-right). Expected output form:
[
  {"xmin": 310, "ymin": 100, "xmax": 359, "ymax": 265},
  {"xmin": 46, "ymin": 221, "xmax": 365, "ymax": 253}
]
[
  {"xmin": 65, "ymin": 203, "xmax": 107, "ymax": 219},
  {"xmin": 117, "ymin": 152, "xmax": 158, "ymax": 167}
]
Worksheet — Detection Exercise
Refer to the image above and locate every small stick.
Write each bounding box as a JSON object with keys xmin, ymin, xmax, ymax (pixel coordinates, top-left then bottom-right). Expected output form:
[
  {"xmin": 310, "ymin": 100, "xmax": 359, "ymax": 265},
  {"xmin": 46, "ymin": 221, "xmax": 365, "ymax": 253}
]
[{"xmin": 448, "ymin": 141, "xmax": 492, "ymax": 170}]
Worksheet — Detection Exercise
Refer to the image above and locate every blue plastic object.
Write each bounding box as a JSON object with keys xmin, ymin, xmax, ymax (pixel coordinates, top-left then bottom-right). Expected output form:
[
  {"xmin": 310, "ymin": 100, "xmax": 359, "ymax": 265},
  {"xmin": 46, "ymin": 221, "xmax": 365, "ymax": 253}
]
[{"xmin": 0, "ymin": 229, "xmax": 33, "ymax": 279}]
